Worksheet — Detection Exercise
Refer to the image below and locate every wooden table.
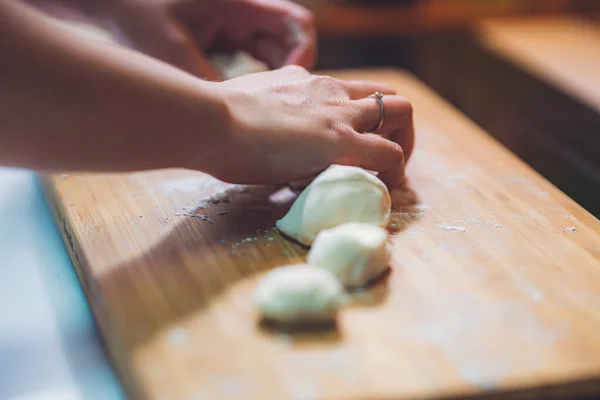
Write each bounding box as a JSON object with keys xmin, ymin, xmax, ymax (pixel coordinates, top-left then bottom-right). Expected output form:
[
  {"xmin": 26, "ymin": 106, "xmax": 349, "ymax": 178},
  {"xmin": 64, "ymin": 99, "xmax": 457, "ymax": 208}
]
[{"xmin": 44, "ymin": 69, "xmax": 600, "ymax": 400}]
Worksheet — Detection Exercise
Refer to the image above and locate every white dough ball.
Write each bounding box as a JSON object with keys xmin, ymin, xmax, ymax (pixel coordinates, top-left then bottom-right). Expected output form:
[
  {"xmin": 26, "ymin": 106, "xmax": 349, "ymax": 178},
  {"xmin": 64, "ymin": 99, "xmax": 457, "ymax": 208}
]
[
  {"xmin": 254, "ymin": 265, "xmax": 345, "ymax": 323},
  {"xmin": 276, "ymin": 165, "xmax": 391, "ymax": 246},
  {"xmin": 307, "ymin": 223, "xmax": 391, "ymax": 288},
  {"xmin": 288, "ymin": 169, "xmax": 376, "ymax": 190}
]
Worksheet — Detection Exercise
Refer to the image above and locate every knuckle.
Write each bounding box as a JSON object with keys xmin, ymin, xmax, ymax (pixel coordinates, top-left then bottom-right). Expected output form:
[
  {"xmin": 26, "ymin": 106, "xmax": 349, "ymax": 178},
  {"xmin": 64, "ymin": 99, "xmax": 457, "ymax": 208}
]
[
  {"xmin": 397, "ymin": 96, "xmax": 413, "ymax": 117},
  {"xmin": 312, "ymin": 75, "xmax": 336, "ymax": 86},
  {"xmin": 393, "ymin": 142, "xmax": 405, "ymax": 157},
  {"xmin": 389, "ymin": 142, "xmax": 405, "ymax": 163},
  {"xmin": 292, "ymin": 4, "xmax": 315, "ymax": 25},
  {"xmin": 350, "ymin": 101, "xmax": 367, "ymax": 117},
  {"xmin": 312, "ymin": 75, "xmax": 347, "ymax": 97},
  {"xmin": 330, "ymin": 124, "xmax": 355, "ymax": 143},
  {"xmin": 302, "ymin": 11, "xmax": 315, "ymax": 26},
  {"xmin": 319, "ymin": 117, "xmax": 336, "ymax": 133},
  {"xmin": 325, "ymin": 96, "xmax": 347, "ymax": 108}
]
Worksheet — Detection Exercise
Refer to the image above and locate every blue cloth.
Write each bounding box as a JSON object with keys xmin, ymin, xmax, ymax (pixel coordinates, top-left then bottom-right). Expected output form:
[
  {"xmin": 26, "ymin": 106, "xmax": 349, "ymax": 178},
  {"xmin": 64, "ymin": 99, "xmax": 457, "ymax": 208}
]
[{"xmin": 0, "ymin": 168, "xmax": 124, "ymax": 400}]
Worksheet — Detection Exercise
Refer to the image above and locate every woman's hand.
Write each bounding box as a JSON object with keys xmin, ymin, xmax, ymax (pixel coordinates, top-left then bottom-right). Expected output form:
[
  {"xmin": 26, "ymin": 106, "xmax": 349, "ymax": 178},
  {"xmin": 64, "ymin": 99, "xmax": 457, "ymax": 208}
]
[
  {"xmin": 204, "ymin": 66, "xmax": 414, "ymax": 188},
  {"xmin": 107, "ymin": 0, "xmax": 315, "ymax": 80}
]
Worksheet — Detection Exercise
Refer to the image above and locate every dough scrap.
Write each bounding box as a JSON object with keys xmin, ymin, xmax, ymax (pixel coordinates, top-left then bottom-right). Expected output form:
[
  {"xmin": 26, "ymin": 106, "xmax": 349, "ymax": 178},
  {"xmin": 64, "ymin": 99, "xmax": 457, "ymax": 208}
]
[
  {"xmin": 211, "ymin": 52, "xmax": 268, "ymax": 80},
  {"xmin": 307, "ymin": 223, "xmax": 391, "ymax": 288},
  {"xmin": 276, "ymin": 165, "xmax": 391, "ymax": 245},
  {"xmin": 254, "ymin": 265, "xmax": 345, "ymax": 323}
]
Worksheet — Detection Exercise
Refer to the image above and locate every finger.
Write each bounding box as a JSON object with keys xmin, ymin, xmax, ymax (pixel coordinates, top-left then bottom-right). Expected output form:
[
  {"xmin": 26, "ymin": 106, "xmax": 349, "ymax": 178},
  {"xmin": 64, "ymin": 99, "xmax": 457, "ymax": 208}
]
[
  {"xmin": 249, "ymin": 18, "xmax": 315, "ymax": 69},
  {"xmin": 158, "ymin": 22, "xmax": 222, "ymax": 80},
  {"xmin": 253, "ymin": 0, "xmax": 315, "ymax": 31},
  {"xmin": 373, "ymin": 144, "xmax": 406, "ymax": 188},
  {"xmin": 387, "ymin": 112, "xmax": 415, "ymax": 162},
  {"xmin": 178, "ymin": 47, "xmax": 222, "ymax": 81},
  {"xmin": 337, "ymin": 132, "xmax": 406, "ymax": 188},
  {"xmin": 352, "ymin": 95, "xmax": 415, "ymax": 161},
  {"xmin": 352, "ymin": 95, "xmax": 412, "ymax": 134},
  {"xmin": 373, "ymin": 98, "xmax": 414, "ymax": 162},
  {"xmin": 247, "ymin": 34, "xmax": 287, "ymax": 69},
  {"xmin": 254, "ymin": 0, "xmax": 315, "ymax": 30},
  {"xmin": 282, "ymin": 18, "xmax": 317, "ymax": 69},
  {"xmin": 251, "ymin": 5, "xmax": 316, "ymax": 69},
  {"xmin": 174, "ymin": 4, "xmax": 222, "ymax": 51},
  {"xmin": 283, "ymin": 33, "xmax": 316, "ymax": 69},
  {"xmin": 343, "ymin": 80, "xmax": 396, "ymax": 99}
]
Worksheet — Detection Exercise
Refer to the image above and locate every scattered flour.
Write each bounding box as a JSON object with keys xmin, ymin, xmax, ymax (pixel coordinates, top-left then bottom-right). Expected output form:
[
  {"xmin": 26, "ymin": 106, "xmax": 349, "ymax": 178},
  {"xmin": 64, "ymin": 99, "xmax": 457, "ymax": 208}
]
[
  {"xmin": 438, "ymin": 224, "xmax": 467, "ymax": 232},
  {"xmin": 289, "ymin": 380, "xmax": 319, "ymax": 400},
  {"xmin": 167, "ymin": 327, "xmax": 189, "ymax": 346}
]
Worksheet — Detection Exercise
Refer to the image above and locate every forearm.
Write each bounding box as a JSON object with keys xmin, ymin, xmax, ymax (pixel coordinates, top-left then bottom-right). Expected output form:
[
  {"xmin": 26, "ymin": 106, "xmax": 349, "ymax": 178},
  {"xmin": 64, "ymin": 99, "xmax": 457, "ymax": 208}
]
[{"xmin": 0, "ymin": 0, "xmax": 229, "ymax": 173}]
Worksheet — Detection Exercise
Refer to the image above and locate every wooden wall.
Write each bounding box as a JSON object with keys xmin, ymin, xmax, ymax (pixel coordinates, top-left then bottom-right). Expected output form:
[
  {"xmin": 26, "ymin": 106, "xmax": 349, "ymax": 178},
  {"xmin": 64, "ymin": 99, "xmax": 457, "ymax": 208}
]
[{"xmin": 298, "ymin": 0, "xmax": 599, "ymax": 37}]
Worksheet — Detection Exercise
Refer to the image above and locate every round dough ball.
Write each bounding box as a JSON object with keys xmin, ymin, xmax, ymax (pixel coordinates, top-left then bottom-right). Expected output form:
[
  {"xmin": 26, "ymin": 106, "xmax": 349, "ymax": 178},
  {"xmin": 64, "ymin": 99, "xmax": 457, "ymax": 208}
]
[
  {"xmin": 254, "ymin": 265, "xmax": 345, "ymax": 324},
  {"xmin": 276, "ymin": 165, "xmax": 391, "ymax": 246},
  {"xmin": 307, "ymin": 223, "xmax": 391, "ymax": 288}
]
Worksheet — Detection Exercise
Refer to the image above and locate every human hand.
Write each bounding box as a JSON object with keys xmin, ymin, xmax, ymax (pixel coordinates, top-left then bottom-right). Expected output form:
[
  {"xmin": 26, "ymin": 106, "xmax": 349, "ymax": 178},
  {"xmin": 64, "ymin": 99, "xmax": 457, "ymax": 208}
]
[
  {"xmin": 203, "ymin": 66, "xmax": 414, "ymax": 188},
  {"xmin": 107, "ymin": 0, "xmax": 315, "ymax": 80}
]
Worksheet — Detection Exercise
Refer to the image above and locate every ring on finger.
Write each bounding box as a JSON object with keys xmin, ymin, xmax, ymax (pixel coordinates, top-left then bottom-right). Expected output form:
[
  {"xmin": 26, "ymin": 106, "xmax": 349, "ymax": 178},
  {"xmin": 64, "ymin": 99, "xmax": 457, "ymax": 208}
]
[{"xmin": 369, "ymin": 92, "xmax": 385, "ymax": 132}]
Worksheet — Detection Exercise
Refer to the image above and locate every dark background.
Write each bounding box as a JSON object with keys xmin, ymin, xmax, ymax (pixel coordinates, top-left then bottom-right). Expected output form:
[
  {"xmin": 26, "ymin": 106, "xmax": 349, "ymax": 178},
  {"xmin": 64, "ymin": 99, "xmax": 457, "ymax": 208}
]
[{"xmin": 303, "ymin": 0, "xmax": 600, "ymax": 216}]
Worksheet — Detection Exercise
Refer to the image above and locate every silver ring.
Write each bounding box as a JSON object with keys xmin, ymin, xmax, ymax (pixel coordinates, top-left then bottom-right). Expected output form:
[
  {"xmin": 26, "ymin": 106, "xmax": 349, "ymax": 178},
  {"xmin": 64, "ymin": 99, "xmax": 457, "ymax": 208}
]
[{"xmin": 370, "ymin": 92, "xmax": 385, "ymax": 132}]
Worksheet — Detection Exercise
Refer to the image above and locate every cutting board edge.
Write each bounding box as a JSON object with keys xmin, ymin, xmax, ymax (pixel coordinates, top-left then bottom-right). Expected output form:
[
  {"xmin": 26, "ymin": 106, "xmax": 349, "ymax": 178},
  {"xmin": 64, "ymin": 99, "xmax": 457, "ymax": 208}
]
[{"xmin": 40, "ymin": 174, "xmax": 145, "ymax": 400}]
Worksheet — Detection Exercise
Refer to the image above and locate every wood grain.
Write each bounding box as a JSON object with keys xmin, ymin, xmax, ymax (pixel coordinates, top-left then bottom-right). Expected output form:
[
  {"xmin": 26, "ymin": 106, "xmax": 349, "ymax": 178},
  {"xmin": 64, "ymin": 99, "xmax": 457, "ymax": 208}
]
[{"xmin": 44, "ymin": 69, "xmax": 600, "ymax": 400}]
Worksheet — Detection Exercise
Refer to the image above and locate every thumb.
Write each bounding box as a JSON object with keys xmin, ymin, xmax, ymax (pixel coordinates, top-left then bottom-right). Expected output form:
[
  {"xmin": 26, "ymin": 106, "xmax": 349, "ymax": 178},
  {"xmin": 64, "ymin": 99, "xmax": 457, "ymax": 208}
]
[{"xmin": 154, "ymin": 21, "xmax": 222, "ymax": 81}]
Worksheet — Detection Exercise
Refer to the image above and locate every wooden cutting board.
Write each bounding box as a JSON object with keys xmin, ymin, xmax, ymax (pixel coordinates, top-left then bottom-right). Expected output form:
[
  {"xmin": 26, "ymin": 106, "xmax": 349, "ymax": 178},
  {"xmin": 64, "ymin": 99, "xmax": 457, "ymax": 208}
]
[{"xmin": 43, "ymin": 69, "xmax": 600, "ymax": 400}]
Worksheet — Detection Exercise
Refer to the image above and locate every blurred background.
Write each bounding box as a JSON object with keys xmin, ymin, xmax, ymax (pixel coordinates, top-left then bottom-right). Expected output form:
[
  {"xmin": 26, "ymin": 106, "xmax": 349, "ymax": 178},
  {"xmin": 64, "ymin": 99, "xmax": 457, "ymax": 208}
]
[
  {"xmin": 298, "ymin": 0, "xmax": 600, "ymax": 217},
  {"xmin": 41, "ymin": 0, "xmax": 600, "ymax": 216}
]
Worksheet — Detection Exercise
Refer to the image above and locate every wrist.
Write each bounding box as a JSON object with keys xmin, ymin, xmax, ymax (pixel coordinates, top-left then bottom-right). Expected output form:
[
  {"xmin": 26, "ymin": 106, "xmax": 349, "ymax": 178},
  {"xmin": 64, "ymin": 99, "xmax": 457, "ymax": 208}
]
[{"xmin": 179, "ymin": 81, "xmax": 235, "ymax": 175}]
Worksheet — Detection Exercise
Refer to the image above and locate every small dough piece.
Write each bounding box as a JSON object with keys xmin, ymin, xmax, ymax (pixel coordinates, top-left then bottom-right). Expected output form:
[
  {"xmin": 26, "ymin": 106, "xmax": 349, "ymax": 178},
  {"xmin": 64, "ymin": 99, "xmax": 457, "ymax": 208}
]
[
  {"xmin": 289, "ymin": 169, "xmax": 377, "ymax": 191},
  {"xmin": 276, "ymin": 165, "xmax": 391, "ymax": 245},
  {"xmin": 210, "ymin": 52, "xmax": 268, "ymax": 80},
  {"xmin": 307, "ymin": 223, "xmax": 391, "ymax": 288},
  {"xmin": 254, "ymin": 265, "xmax": 345, "ymax": 323}
]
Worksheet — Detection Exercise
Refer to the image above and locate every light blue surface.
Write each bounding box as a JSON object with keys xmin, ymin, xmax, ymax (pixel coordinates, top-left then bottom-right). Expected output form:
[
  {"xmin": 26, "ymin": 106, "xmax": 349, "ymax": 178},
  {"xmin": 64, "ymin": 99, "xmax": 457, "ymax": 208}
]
[{"xmin": 0, "ymin": 168, "xmax": 125, "ymax": 400}]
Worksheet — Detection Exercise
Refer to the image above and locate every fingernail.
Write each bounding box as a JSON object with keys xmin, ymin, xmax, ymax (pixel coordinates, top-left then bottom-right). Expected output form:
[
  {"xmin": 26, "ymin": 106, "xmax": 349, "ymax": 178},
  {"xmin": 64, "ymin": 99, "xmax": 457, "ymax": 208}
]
[{"xmin": 285, "ymin": 16, "xmax": 304, "ymax": 44}]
